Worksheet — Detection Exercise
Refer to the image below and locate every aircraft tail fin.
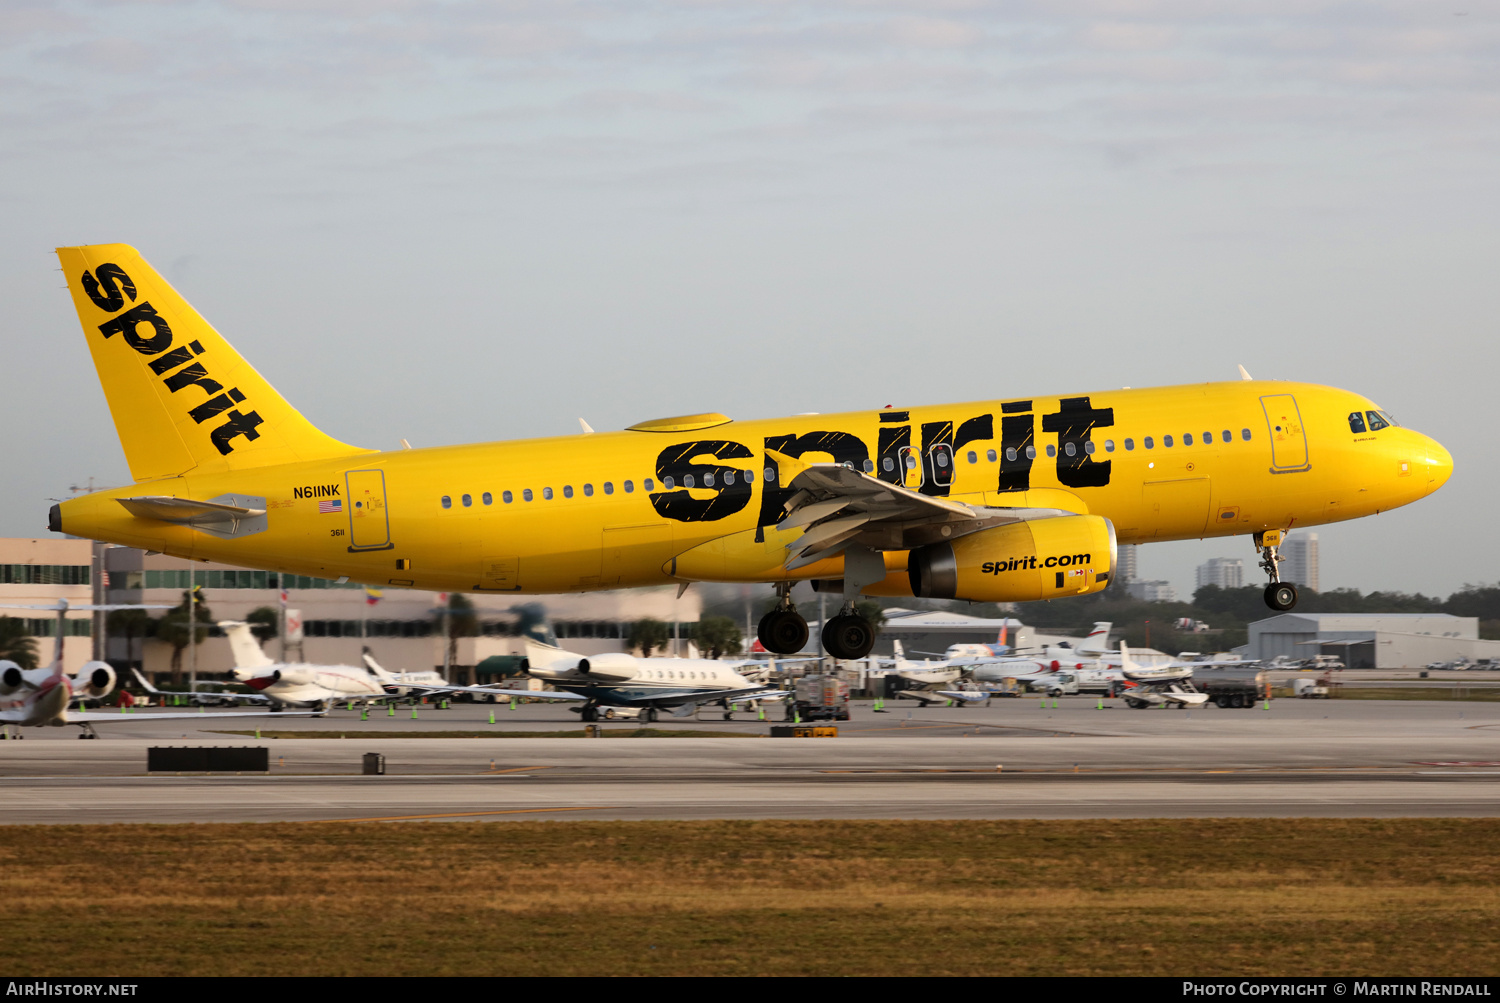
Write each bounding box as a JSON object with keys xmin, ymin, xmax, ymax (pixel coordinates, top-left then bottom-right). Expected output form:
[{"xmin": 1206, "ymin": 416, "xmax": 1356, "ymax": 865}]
[
  {"xmin": 130, "ymin": 667, "xmax": 162, "ymax": 695},
  {"xmin": 1120, "ymin": 641, "xmax": 1139, "ymax": 673},
  {"xmin": 1080, "ymin": 621, "xmax": 1113, "ymax": 654},
  {"xmin": 362, "ymin": 648, "xmax": 394, "ymax": 681},
  {"xmin": 892, "ymin": 639, "xmax": 905, "ymax": 661},
  {"xmin": 56, "ymin": 244, "xmax": 372, "ymax": 482},
  {"xmin": 218, "ymin": 621, "xmax": 274, "ymax": 669}
]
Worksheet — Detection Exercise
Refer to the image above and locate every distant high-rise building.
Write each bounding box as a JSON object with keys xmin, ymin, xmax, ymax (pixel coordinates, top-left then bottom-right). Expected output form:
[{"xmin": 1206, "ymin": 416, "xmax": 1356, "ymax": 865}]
[
  {"xmin": 1126, "ymin": 580, "xmax": 1178, "ymax": 603},
  {"xmin": 1283, "ymin": 533, "xmax": 1320, "ymax": 592},
  {"xmin": 1116, "ymin": 545, "xmax": 1139, "ymax": 583},
  {"xmin": 1195, "ymin": 557, "xmax": 1244, "ymax": 591}
]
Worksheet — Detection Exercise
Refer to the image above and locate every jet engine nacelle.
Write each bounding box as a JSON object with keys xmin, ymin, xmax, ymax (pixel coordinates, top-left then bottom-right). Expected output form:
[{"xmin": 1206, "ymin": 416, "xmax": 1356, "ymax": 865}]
[
  {"xmin": 0, "ymin": 661, "xmax": 23, "ymax": 694},
  {"xmin": 70, "ymin": 661, "xmax": 116, "ymax": 699},
  {"xmin": 273, "ymin": 667, "xmax": 315, "ymax": 687},
  {"xmin": 573, "ymin": 652, "xmax": 638, "ymax": 682},
  {"xmin": 908, "ymin": 515, "xmax": 1116, "ymax": 603}
]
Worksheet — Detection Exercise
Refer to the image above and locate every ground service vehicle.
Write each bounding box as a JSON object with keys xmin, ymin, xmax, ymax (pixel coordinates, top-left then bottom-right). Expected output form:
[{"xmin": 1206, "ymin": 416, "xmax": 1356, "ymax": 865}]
[{"xmin": 790, "ymin": 675, "xmax": 850, "ymax": 722}]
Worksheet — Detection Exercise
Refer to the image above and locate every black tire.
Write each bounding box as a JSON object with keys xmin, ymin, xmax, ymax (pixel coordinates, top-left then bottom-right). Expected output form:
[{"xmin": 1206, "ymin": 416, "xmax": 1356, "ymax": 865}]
[
  {"xmin": 640, "ymin": 707, "xmax": 656, "ymax": 723},
  {"xmin": 581, "ymin": 707, "xmax": 597, "ymax": 723},
  {"xmin": 758, "ymin": 609, "xmax": 810, "ymax": 655},
  {"xmin": 822, "ymin": 613, "xmax": 875, "ymax": 660},
  {"xmin": 1264, "ymin": 582, "xmax": 1298, "ymax": 611}
]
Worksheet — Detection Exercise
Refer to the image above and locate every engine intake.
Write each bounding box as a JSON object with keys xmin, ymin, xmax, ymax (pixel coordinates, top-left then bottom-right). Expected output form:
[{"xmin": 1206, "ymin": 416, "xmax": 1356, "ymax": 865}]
[
  {"xmin": 71, "ymin": 661, "xmax": 116, "ymax": 699},
  {"xmin": 908, "ymin": 515, "xmax": 1116, "ymax": 603}
]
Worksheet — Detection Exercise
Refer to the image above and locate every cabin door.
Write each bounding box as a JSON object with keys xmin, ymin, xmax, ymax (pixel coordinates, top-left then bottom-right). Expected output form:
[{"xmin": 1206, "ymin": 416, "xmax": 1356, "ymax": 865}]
[
  {"xmin": 345, "ymin": 469, "xmax": 392, "ymax": 550},
  {"xmin": 1260, "ymin": 395, "xmax": 1311, "ymax": 472}
]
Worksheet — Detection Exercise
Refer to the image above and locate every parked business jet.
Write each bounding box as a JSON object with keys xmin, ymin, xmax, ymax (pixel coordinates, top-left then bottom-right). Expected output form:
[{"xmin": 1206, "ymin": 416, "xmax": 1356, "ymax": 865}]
[
  {"xmin": 519, "ymin": 640, "xmax": 789, "ymax": 722},
  {"xmin": 49, "ymin": 245, "xmax": 1453, "ymax": 663},
  {"xmin": 0, "ymin": 601, "xmax": 306, "ymax": 736}
]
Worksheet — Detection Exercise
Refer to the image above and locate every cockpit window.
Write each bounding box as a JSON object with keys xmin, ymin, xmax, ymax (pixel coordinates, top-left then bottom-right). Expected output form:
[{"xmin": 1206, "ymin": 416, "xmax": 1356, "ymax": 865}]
[
  {"xmin": 1365, "ymin": 411, "xmax": 1389, "ymax": 432},
  {"xmin": 1349, "ymin": 412, "xmax": 1367, "ymax": 434},
  {"xmin": 1376, "ymin": 410, "xmax": 1398, "ymax": 427}
]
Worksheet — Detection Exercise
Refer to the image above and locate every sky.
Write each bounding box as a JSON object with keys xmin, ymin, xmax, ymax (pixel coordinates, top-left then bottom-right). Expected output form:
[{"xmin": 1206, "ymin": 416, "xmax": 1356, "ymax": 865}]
[{"xmin": 2, "ymin": 1, "xmax": 1497, "ymax": 600}]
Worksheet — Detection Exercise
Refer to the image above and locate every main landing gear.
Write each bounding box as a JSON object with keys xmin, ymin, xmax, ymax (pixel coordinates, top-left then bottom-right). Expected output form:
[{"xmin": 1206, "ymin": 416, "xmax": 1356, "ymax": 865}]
[
  {"xmin": 822, "ymin": 603, "xmax": 876, "ymax": 661},
  {"xmin": 757, "ymin": 583, "xmax": 809, "ymax": 655},
  {"xmin": 1258, "ymin": 530, "xmax": 1298, "ymax": 612}
]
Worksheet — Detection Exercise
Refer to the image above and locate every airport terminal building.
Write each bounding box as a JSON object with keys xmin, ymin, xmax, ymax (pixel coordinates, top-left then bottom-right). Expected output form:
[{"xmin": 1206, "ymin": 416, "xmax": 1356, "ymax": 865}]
[{"xmin": 1248, "ymin": 613, "xmax": 1500, "ymax": 668}]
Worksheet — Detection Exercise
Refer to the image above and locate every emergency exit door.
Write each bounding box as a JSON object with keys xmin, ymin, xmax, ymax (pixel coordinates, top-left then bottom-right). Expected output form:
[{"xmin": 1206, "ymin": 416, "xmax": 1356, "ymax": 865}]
[
  {"xmin": 345, "ymin": 469, "xmax": 393, "ymax": 550},
  {"xmin": 1260, "ymin": 395, "xmax": 1311, "ymax": 473}
]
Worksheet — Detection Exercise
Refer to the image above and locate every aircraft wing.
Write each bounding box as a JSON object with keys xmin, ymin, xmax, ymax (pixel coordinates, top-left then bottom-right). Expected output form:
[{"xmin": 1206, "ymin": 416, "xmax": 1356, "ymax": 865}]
[
  {"xmin": 131, "ymin": 668, "xmax": 269, "ymax": 704},
  {"xmin": 457, "ymin": 687, "xmax": 588, "ymax": 702},
  {"xmin": 895, "ymin": 690, "xmax": 950, "ymax": 706},
  {"xmin": 770, "ymin": 452, "xmax": 1080, "ymax": 568},
  {"xmin": 653, "ymin": 686, "xmax": 790, "ymax": 708},
  {"xmin": 934, "ymin": 690, "xmax": 993, "ymax": 703}
]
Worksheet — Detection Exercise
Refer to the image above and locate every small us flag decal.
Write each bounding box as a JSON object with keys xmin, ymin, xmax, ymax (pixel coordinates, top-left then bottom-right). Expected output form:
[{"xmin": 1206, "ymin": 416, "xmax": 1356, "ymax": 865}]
[{"xmin": 319, "ymin": 499, "xmax": 343, "ymax": 514}]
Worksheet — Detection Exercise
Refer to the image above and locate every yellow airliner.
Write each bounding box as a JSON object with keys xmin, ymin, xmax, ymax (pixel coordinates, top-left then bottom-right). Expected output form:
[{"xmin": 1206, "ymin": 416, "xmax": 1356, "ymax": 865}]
[{"xmin": 49, "ymin": 244, "xmax": 1453, "ymax": 659}]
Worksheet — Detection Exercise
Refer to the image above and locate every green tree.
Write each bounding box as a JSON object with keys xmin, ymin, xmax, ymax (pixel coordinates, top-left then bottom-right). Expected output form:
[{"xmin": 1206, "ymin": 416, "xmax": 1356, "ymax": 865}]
[
  {"xmin": 0, "ymin": 616, "xmax": 39, "ymax": 669},
  {"xmin": 695, "ymin": 615, "xmax": 743, "ymax": 659},
  {"xmin": 105, "ymin": 607, "xmax": 154, "ymax": 671},
  {"xmin": 434, "ymin": 594, "xmax": 478, "ymax": 671},
  {"xmin": 154, "ymin": 590, "xmax": 215, "ymax": 683},
  {"xmin": 853, "ymin": 600, "xmax": 887, "ymax": 630},
  {"xmin": 627, "ymin": 618, "xmax": 670, "ymax": 658},
  {"xmin": 246, "ymin": 606, "xmax": 280, "ymax": 644}
]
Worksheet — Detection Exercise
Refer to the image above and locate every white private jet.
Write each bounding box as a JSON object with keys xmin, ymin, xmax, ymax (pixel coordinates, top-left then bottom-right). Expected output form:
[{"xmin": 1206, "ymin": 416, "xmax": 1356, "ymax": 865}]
[
  {"xmin": 0, "ymin": 601, "xmax": 308, "ymax": 737},
  {"xmin": 520, "ymin": 639, "xmax": 790, "ymax": 723},
  {"xmin": 1117, "ymin": 643, "xmax": 1207, "ymax": 709}
]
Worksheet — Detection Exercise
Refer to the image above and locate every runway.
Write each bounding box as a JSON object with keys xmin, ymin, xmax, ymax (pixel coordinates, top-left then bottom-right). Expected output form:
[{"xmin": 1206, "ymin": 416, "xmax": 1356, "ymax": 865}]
[{"xmin": 3, "ymin": 695, "xmax": 1499, "ymax": 823}]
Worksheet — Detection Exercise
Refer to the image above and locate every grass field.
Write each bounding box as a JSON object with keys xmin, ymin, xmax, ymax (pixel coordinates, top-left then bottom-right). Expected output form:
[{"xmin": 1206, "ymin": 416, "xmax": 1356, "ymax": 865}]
[
  {"xmin": 209, "ymin": 728, "xmax": 760, "ymax": 739},
  {"xmin": 1332, "ymin": 687, "xmax": 1500, "ymax": 701},
  {"xmin": 3, "ymin": 818, "xmax": 1499, "ymax": 976}
]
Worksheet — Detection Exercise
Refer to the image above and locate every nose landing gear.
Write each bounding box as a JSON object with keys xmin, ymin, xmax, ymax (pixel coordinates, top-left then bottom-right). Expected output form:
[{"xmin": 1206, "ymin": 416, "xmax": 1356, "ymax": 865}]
[
  {"xmin": 1258, "ymin": 530, "xmax": 1298, "ymax": 611},
  {"xmin": 757, "ymin": 582, "xmax": 809, "ymax": 654}
]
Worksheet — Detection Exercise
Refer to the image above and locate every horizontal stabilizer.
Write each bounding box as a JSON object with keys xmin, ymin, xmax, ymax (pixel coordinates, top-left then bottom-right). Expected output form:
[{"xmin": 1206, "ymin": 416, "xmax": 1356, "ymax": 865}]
[{"xmin": 117, "ymin": 494, "xmax": 267, "ymax": 539}]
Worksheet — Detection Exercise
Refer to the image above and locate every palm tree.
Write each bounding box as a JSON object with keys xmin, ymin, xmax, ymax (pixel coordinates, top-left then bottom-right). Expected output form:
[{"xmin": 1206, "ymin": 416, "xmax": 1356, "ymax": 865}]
[
  {"xmin": 246, "ymin": 606, "xmax": 279, "ymax": 645},
  {"xmin": 627, "ymin": 618, "xmax": 670, "ymax": 658},
  {"xmin": 0, "ymin": 616, "xmax": 39, "ymax": 669},
  {"xmin": 695, "ymin": 616, "xmax": 744, "ymax": 659},
  {"xmin": 155, "ymin": 591, "xmax": 214, "ymax": 684},
  {"xmin": 106, "ymin": 607, "xmax": 154, "ymax": 672}
]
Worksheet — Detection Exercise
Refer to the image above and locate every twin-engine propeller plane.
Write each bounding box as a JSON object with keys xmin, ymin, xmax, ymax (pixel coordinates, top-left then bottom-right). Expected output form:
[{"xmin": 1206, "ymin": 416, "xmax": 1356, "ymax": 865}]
[{"xmin": 49, "ymin": 245, "xmax": 1453, "ymax": 661}]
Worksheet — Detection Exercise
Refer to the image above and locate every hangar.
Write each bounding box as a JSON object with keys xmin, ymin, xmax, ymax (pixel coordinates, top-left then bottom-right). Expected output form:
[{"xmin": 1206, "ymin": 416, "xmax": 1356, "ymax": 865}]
[{"xmin": 1248, "ymin": 613, "xmax": 1500, "ymax": 669}]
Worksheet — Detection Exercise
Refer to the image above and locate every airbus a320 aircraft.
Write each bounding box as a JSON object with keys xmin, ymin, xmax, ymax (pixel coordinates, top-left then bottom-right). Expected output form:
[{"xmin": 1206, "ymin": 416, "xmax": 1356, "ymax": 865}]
[{"xmin": 48, "ymin": 245, "xmax": 1453, "ymax": 661}]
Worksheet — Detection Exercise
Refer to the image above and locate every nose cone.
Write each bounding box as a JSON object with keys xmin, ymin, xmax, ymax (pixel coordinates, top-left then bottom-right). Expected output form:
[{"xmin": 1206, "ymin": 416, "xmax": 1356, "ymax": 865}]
[{"xmin": 1423, "ymin": 437, "xmax": 1454, "ymax": 494}]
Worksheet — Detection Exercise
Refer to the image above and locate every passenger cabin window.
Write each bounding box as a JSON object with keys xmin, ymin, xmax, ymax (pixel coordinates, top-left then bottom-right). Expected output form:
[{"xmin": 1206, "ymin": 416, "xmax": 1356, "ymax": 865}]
[
  {"xmin": 1222, "ymin": 430, "xmax": 1231, "ymax": 442},
  {"xmin": 603, "ymin": 483, "xmax": 614, "ymax": 495},
  {"xmin": 461, "ymin": 494, "xmax": 472, "ymax": 507},
  {"xmin": 1241, "ymin": 429, "xmax": 1252, "ymax": 440},
  {"xmin": 542, "ymin": 487, "xmax": 553, "ymax": 500},
  {"xmin": 1064, "ymin": 442, "xmax": 1075, "ymax": 457},
  {"xmin": 563, "ymin": 485, "xmax": 574, "ymax": 498},
  {"xmin": 862, "ymin": 459, "xmax": 875, "ymax": 473},
  {"xmin": 1144, "ymin": 437, "xmax": 1154, "ymax": 449},
  {"xmin": 1025, "ymin": 445, "xmax": 1036, "ymax": 460},
  {"xmin": 1105, "ymin": 440, "xmax": 1115, "ymax": 452},
  {"xmin": 1046, "ymin": 444, "xmax": 1056, "ymax": 458},
  {"xmin": 967, "ymin": 451, "xmax": 978, "ymax": 464},
  {"xmin": 1124, "ymin": 439, "xmax": 1133, "ymax": 451},
  {"xmin": 482, "ymin": 492, "xmax": 493, "ymax": 505},
  {"xmin": 1203, "ymin": 431, "xmax": 1212, "ymax": 443},
  {"xmin": 440, "ymin": 495, "xmax": 452, "ymax": 509},
  {"xmin": 583, "ymin": 484, "xmax": 594, "ymax": 497},
  {"xmin": 644, "ymin": 479, "xmax": 655, "ymax": 490},
  {"xmin": 1183, "ymin": 434, "xmax": 1192, "ymax": 446},
  {"xmin": 503, "ymin": 491, "xmax": 513, "ymax": 503},
  {"xmin": 682, "ymin": 475, "xmax": 695, "ymax": 488},
  {"xmin": 986, "ymin": 449, "xmax": 997, "ymax": 462},
  {"xmin": 663, "ymin": 477, "xmax": 675, "ymax": 489},
  {"xmin": 623, "ymin": 481, "xmax": 634, "ymax": 493},
  {"xmin": 523, "ymin": 489, "xmax": 534, "ymax": 502},
  {"xmin": 1349, "ymin": 412, "xmax": 1367, "ymax": 434},
  {"xmin": 1365, "ymin": 410, "xmax": 1390, "ymax": 431},
  {"xmin": 1084, "ymin": 441, "xmax": 1096, "ymax": 455},
  {"xmin": 764, "ymin": 467, "xmax": 776, "ymax": 482},
  {"xmin": 882, "ymin": 456, "xmax": 896, "ymax": 471},
  {"xmin": 1005, "ymin": 448, "xmax": 1017, "ymax": 462}
]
